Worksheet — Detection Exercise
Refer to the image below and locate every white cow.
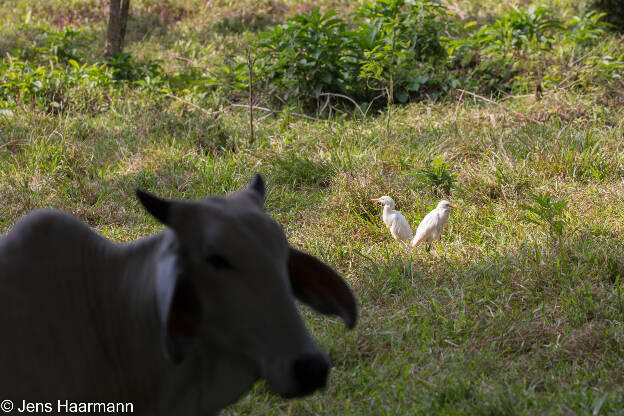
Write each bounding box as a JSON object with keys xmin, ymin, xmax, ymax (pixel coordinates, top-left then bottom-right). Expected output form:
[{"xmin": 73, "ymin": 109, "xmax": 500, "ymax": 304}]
[{"xmin": 0, "ymin": 175, "xmax": 358, "ymax": 415}]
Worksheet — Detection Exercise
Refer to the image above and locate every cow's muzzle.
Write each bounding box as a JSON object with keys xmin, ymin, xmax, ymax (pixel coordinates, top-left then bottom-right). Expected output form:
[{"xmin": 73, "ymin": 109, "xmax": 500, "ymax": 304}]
[{"xmin": 285, "ymin": 352, "xmax": 329, "ymax": 397}]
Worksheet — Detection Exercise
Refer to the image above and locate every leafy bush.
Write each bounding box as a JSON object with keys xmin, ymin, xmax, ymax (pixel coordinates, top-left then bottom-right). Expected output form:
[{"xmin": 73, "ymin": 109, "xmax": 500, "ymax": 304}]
[
  {"xmin": 254, "ymin": 0, "xmax": 448, "ymax": 110},
  {"xmin": 2, "ymin": 3, "xmax": 617, "ymax": 119},
  {"xmin": 0, "ymin": 52, "xmax": 112, "ymax": 112},
  {"xmin": 448, "ymin": 6, "xmax": 560, "ymax": 58},
  {"xmin": 106, "ymin": 52, "xmax": 165, "ymax": 83},
  {"xmin": 487, "ymin": 5, "xmax": 562, "ymax": 52},
  {"xmin": 41, "ymin": 26, "xmax": 86, "ymax": 63},
  {"xmin": 445, "ymin": 5, "xmax": 620, "ymax": 95},
  {"xmin": 542, "ymin": 12, "xmax": 622, "ymax": 91},
  {"xmin": 358, "ymin": 0, "xmax": 448, "ymax": 104},
  {"xmin": 563, "ymin": 11, "xmax": 610, "ymax": 47},
  {"xmin": 446, "ymin": 6, "xmax": 563, "ymax": 95},
  {"xmin": 0, "ymin": 22, "xmax": 203, "ymax": 114},
  {"xmin": 215, "ymin": 1, "xmax": 617, "ymax": 110},
  {"xmin": 210, "ymin": 56, "xmax": 248, "ymax": 92},
  {"xmin": 256, "ymin": 9, "xmax": 356, "ymax": 106}
]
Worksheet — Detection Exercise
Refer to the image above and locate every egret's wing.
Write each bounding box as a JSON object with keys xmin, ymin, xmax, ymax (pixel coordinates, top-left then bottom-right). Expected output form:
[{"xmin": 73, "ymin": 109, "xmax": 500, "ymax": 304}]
[
  {"xmin": 389, "ymin": 212, "xmax": 413, "ymax": 241},
  {"xmin": 411, "ymin": 211, "xmax": 437, "ymax": 246}
]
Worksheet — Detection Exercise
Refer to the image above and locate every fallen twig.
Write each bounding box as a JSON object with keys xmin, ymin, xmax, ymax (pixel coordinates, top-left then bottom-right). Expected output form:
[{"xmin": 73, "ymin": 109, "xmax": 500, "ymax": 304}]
[
  {"xmin": 229, "ymin": 103, "xmax": 323, "ymax": 121},
  {"xmin": 164, "ymin": 93, "xmax": 325, "ymax": 122},
  {"xmin": 455, "ymin": 88, "xmax": 544, "ymax": 125},
  {"xmin": 164, "ymin": 93, "xmax": 219, "ymax": 118}
]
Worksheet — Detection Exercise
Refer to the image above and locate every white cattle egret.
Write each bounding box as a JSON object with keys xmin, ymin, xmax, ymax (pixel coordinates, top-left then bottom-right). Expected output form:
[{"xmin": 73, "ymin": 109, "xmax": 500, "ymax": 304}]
[
  {"xmin": 371, "ymin": 196, "xmax": 413, "ymax": 248},
  {"xmin": 411, "ymin": 200, "xmax": 457, "ymax": 251}
]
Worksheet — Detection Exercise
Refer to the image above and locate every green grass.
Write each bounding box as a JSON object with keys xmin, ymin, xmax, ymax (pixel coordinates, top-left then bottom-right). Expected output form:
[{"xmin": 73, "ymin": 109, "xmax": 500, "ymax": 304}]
[{"xmin": 1, "ymin": 0, "xmax": 624, "ymax": 414}]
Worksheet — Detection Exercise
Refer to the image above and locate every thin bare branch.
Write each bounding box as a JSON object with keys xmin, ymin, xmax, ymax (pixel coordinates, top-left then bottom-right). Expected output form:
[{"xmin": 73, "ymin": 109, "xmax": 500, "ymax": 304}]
[
  {"xmin": 247, "ymin": 49, "xmax": 255, "ymax": 144},
  {"xmin": 256, "ymin": 112, "xmax": 274, "ymax": 123},
  {"xmin": 363, "ymin": 91, "xmax": 387, "ymax": 118},
  {"xmin": 319, "ymin": 92, "xmax": 365, "ymax": 118},
  {"xmin": 319, "ymin": 94, "xmax": 331, "ymax": 117}
]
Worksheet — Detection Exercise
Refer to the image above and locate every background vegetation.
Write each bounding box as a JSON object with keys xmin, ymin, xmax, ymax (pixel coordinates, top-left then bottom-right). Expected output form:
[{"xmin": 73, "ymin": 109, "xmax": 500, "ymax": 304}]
[{"xmin": 1, "ymin": 0, "xmax": 624, "ymax": 414}]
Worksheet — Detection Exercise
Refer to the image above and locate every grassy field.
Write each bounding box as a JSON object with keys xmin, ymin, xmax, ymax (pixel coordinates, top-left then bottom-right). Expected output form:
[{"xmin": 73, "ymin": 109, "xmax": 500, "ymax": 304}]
[{"xmin": 1, "ymin": 0, "xmax": 624, "ymax": 414}]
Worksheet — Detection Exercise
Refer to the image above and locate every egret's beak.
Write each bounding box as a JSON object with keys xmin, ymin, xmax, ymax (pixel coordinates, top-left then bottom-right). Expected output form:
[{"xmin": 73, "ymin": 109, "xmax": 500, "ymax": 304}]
[
  {"xmin": 370, "ymin": 198, "xmax": 380, "ymax": 202},
  {"xmin": 450, "ymin": 204, "xmax": 458, "ymax": 209}
]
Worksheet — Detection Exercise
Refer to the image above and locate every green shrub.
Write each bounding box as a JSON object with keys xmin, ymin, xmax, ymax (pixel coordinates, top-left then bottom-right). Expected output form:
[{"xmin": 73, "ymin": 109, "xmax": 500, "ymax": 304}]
[
  {"xmin": 358, "ymin": 0, "xmax": 448, "ymax": 104},
  {"xmin": 446, "ymin": 5, "xmax": 563, "ymax": 95},
  {"xmin": 563, "ymin": 11, "xmax": 610, "ymax": 47},
  {"xmin": 0, "ymin": 22, "xmax": 202, "ymax": 114},
  {"xmin": 0, "ymin": 53, "xmax": 112, "ymax": 113},
  {"xmin": 220, "ymin": 2, "xmax": 616, "ymax": 110},
  {"xmin": 486, "ymin": 5, "xmax": 562, "ymax": 52},
  {"xmin": 41, "ymin": 26, "xmax": 86, "ymax": 63},
  {"xmin": 256, "ymin": 8, "xmax": 359, "ymax": 107},
  {"xmin": 254, "ymin": 0, "xmax": 449, "ymax": 111},
  {"xmin": 106, "ymin": 52, "xmax": 165, "ymax": 83}
]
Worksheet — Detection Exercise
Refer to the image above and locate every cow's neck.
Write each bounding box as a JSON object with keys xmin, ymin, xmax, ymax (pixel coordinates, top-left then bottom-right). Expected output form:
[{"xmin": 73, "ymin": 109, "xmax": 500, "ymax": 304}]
[
  {"xmin": 83, "ymin": 230, "xmax": 194, "ymax": 411},
  {"xmin": 88, "ymin": 230, "xmax": 259, "ymax": 415}
]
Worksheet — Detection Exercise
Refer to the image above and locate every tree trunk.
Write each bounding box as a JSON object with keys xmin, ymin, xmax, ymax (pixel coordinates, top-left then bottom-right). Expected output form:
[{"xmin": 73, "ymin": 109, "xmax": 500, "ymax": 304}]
[
  {"xmin": 119, "ymin": 0, "xmax": 130, "ymax": 46},
  {"xmin": 105, "ymin": 0, "xmax": 131, "ymax": 57}
]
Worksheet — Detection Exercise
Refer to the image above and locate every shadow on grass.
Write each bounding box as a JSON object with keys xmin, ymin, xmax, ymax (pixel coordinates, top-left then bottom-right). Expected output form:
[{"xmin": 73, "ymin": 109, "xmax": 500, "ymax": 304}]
[
  {"xmin": 350, "ymin": 228, "xmax": 624, "ymax": 381},
  {"xmin": 305, "ymin": 228, "xmax": 624, "ymax": 414}
]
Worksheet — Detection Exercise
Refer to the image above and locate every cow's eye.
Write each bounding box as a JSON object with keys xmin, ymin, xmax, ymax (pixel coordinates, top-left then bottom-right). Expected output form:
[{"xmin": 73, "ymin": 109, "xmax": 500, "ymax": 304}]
[{"xmin": 206, "ymin": 254, "xmax": 232, "ymax": 269}]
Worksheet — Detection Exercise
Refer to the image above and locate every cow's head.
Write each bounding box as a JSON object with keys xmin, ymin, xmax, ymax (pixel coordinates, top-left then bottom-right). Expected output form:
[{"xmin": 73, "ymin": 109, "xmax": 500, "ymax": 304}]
[{"xmin": 136, "ymin": 175, "xmax": 358, "ymax": 409}]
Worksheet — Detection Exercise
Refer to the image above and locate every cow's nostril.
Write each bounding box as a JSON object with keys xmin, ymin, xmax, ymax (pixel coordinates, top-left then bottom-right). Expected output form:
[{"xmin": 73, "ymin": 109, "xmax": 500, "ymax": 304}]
[{"xmin": 293, "ymin": 353, "xmax": 330, "ymax": 395}]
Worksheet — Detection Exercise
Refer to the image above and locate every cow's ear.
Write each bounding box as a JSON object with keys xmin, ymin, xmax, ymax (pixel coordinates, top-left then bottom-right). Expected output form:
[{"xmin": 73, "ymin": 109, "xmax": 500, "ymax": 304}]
[
  {"xmin": 288, "ymin": 248, "xmax": 358, "ymax": 329},
  {"xmin": 155, "ymin": 239, "xmax": 201, "ymax": 364},
  {"xmin": 247, "ymin": 174, "xmax": 265, "ymax": 207},
  {"xmin": 136, "ymin": 189, "xmax": 172, "ymax": 225}
]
